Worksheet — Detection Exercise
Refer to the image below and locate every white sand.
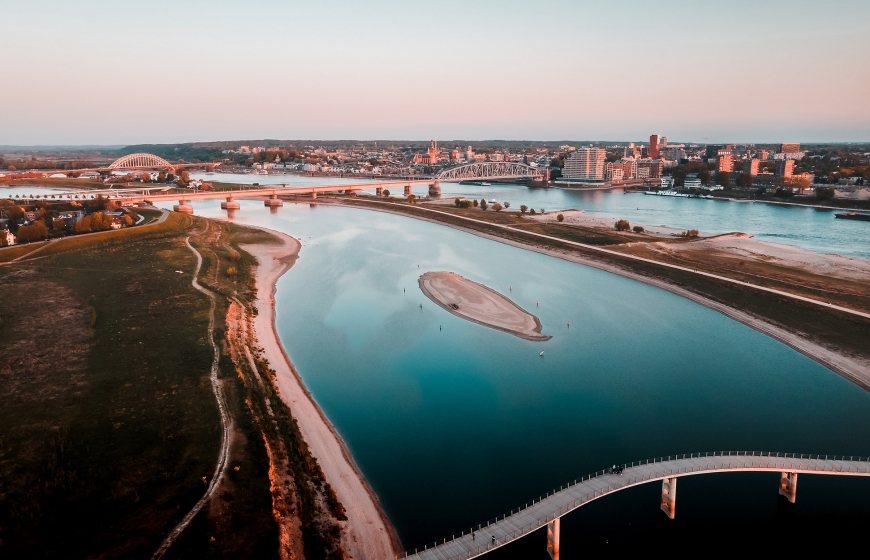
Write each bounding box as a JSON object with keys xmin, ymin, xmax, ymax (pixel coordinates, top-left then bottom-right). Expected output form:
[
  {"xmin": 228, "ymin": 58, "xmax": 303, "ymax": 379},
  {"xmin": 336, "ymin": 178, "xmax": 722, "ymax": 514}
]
[
  {"xmin": 419, "ymin": 271, "xmax": 550, "ymax": 341},
  {"xmin": 241, "ymin": 232, "xmax": 399, "ymax": 559}
]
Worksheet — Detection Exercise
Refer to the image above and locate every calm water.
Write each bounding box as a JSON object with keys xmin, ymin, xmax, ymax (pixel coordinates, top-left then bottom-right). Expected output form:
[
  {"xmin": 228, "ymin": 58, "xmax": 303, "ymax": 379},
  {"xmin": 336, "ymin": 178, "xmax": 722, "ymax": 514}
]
[
  {"xmin": 172, "ymin": 199, "xmax": 870, "ymax": 551},
  {"xmin": 192, "ymin": 174, "xmax": 870, "ymax": 258}
]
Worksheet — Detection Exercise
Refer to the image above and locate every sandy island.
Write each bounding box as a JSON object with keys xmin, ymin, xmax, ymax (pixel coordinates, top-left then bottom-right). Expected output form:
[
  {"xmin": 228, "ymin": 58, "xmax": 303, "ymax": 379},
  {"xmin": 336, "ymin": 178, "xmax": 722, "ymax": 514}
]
[
  {"xmin": 240, "ymin": 231, "xmax": 400, "ymax": 559},
  {"xmin": 419, "ymin": 271, "xmax": 551, "ymax": 341}
]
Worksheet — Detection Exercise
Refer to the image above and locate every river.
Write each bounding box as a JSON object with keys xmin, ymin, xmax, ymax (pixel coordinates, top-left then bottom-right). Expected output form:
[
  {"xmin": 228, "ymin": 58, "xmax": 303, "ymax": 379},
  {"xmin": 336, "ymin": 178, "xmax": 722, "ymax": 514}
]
[{"xmin": 176, "ymin": 197, "xmax": 870, "ymax": 551}]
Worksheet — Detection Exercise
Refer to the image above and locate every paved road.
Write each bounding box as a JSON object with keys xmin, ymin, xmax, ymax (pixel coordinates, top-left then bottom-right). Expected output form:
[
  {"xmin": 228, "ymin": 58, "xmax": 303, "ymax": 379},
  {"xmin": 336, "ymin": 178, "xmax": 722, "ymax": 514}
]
[{"xmin": 403, "ymin": 452, "xmax": 870, "ymax": 560}]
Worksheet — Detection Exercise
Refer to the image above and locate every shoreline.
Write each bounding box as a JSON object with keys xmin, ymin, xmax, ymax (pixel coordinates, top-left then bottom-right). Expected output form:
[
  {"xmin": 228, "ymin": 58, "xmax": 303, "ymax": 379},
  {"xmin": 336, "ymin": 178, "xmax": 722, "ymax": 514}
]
[
  {"xmin": 331, "ymin": 199, "xmax": 870, "ymax": 390},
  {"xmin": 238, "ymin": 226, "xmax": 401, "ymax": 558}
]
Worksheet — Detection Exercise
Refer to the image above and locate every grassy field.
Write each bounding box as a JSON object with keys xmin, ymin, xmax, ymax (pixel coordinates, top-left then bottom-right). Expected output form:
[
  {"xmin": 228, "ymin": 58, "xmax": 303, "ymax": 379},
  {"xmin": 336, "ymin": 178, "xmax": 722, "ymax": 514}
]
[{"xmin": 0, "ymin": 208, "xmax": 347, "ymax": 558}]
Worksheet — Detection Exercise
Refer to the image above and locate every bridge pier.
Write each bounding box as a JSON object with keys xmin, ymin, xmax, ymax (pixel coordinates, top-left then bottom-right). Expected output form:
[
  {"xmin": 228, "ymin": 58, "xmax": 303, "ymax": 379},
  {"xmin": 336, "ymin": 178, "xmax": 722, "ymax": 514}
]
[
  {"xmin": 428, "ymin": 180, "xmax": 441, "ymax": 196},
  {"xmin": 778, "ymin": 472, "xmax": 798, "ymax": 503},
  {"xmin": 376, "ymin": 187, "xmax": 383, "ymax": 196},
  {"xmin": 264, "ymin": 193, "xmax": 283, "ymax": 207},
  {"xmin": 221, "ymin": 195, "xmax": 240, "ymax": 209},
  {"xmin": 404, "ymin": 185, "xmax": 411, "ymax": 196},
  {"xmin": 546, "ymin": 518, "xmax": 560, "ymax": 560},
  {"xmin": 660, "ymin": 477, "xmax": 677, "ymax": 519},
  {"xmin": 173, "ymin": 199, "xmax": 193, "ymax": 214},
  {"xmin": 310, "ymin": 191, "xmax": 318, "ymax": 200}
]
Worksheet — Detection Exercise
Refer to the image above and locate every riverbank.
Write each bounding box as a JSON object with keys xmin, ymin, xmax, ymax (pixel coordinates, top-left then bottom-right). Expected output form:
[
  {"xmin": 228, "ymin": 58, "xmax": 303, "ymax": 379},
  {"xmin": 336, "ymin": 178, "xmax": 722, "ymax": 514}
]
[
  {"xmin": 418, "ymin": 271, "xmax": 550, "ymax": 341},
  {"xmin": 334, "ymin": 197, "xmax": 870, "ymax": 390},
  {"xmin": 239, "ymin": 228, "xmax": 400, "ymax": 559}
]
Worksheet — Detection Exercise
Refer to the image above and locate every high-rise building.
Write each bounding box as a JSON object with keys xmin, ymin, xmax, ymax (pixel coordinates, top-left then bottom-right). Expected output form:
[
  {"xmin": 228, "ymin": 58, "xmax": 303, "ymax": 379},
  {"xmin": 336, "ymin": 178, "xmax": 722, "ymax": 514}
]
[
  {"xmin": 776, "ymin": 159, "xmax": 795, "ymax": 178},
  {"xmin": 758, "ymin": 149, "xmax": 769, "ymax": 161},
  {"xmin": 744, "ymin": 159, "xmax": 760, "ymax": 176},
  {"xmin": 718, "ymin": 153, "xmax": 733, "ymax": 173},
  {"xmin": 563, "ymin": 147, "xmax": 606, "ymax": 182},
  {"xmin": 780, "ymin": 143, "xmax": 800, "ymax": 155},
  {"xmin": 427, "ymin": 140, "xmax": 439, "ymax": 165},
  {"xmin": 660, "ymin": 136, "xmax": 668, "ymax": 149},
  {"xmin": 649, "ymin": 134, "xmax": 660, "ymax": 159}
]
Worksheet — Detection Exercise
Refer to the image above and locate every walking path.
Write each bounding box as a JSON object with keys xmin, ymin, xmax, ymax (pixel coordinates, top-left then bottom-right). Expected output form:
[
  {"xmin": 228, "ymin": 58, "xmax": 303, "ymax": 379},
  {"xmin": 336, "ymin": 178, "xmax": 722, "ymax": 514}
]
[
  {"xmin": 403, "ymin": 451, "xmax": 870, "ymax": 560},
  {"xmin": 151, "ymin": 235, "xmax": 232, "ymax": 559}
]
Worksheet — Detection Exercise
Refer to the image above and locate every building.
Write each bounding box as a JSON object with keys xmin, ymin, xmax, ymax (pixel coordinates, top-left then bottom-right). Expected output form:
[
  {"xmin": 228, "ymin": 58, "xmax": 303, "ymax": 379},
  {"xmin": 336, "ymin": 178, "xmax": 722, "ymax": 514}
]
[
  {"xmin": 775, "ymin": 159, "xmax": 795, "ymax": 178},
  {"xmin": 562, "ymin": 147, "xmax": 606, "ymax": 182},
  {"xmin": 606, "ymin": 159, "xmax": 637, "ymax": 181},
  {"xmin": 717, "ymin": 153, "xmax": 733, "ymax": 173},
  {"xmin": 780, "ymin": 143, "xmax": 800, "ymax": 155},
  {"xmin": 623, "ymin": 143, "xmax": 640, "ymax": 158},
  {"xmin": 757, "ymin": 149, "xmax": 769, "ymax": 161},
  {"xmin": 684, "ymin": 175, "xmax": 702, "ymax": 189},
  {"xmin": 649, "ymin": 134, "xmax": 661, "ymax": 159},
  {"xmin": 662, "ymin": 147, "xmax": 687, "ymax": 162},
  {"xmin": 427, "ymin": 139, "xmax": 439, "ymax": 165},
  {"xmin": 705, "ymin": 145, "xmax": 723, "ymax": 160},
  {"xmin": 1, "ymin": 229, "xmax": 15, "ymax": 246},
  {"xmin": 744, "ymin": 158, "xmax": 760, "ymax": 176},
  {"xmin": 636, "ymin": 158, "xmax": 662, "ymax": 180}
]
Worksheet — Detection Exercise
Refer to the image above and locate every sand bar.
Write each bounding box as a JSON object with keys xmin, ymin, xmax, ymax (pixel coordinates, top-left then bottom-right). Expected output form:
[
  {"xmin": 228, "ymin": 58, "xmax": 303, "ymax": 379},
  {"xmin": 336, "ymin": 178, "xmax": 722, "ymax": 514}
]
[
  {"xmin": 241, "ymin": 230, "xmax": 399, "ymax": 559},
  {"xmin": 419, "ymin": 271, "xmax": 551, "ymax": 341}
]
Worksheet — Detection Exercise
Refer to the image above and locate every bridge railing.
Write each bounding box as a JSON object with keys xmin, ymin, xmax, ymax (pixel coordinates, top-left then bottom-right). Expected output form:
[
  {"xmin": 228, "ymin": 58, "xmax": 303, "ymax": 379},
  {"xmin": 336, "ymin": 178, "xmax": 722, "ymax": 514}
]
[{"xmin": 400, "ymin": 451, "xmax": 870, "ymax": 558}]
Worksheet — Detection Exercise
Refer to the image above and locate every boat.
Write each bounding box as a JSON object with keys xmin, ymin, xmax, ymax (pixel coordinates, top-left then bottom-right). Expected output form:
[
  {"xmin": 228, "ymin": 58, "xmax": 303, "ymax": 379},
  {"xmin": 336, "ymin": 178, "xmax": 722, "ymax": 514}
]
[
  {"xmin": 643, "ymin": 189, "xmax": 694, "ymax": 198},
  {"xmin": 480, "ymin": 182, "xmax": 491, "ymax": 186},
  {"xmin": 835, "ymin": 212, "xmax": 870, "ymax": 222}
]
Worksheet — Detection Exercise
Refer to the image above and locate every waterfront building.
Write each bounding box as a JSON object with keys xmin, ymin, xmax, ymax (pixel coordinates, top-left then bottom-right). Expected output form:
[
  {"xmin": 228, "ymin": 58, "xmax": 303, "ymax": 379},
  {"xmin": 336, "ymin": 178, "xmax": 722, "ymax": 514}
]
[
  {"xmin": 684, "ymin": 175, "xmax": 702, "ymax": 189},
  {"xmin": 744, "ymin": 158, "xmax": 760, "ymax": 176},
  {"xmin": 718, "ymin": 153, "xmax": 733, "ymax": 172},
  {"xmin": 607, "ymin": 158, "xmax": 637, "ymax": 181},
  {"xmin": 606, "ymin": 166, "xmax": 624, "ymax": 182},
  {"xmin": 776, "ymin": 159, "xmax": 795, "ymax": 178},
  {"xmin": 562, "ymin": 147, "xmax": 606, "ymax": 182},
  {"xmin": 636, "ymin": 158, "xmax": 663, "ymax": 179}
]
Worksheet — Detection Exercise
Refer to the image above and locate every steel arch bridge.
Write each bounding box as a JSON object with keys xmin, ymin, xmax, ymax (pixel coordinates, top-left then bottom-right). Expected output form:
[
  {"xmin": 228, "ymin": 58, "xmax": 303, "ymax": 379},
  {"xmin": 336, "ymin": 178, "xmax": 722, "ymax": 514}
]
[
  {"xmin": 436, "ymin": 162, "xmax": 545, "ymax": 182},
  {"xmin": 108, "ymin": 153, "xmax": 174, "ymax": 170}
]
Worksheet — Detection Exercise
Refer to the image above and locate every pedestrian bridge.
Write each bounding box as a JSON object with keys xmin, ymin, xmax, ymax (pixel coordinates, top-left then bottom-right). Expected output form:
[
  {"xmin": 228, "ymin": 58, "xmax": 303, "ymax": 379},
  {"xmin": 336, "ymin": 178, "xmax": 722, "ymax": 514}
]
[{"xmin": 401, "ymin": 451, "xmax": 870, "ymax": 560}]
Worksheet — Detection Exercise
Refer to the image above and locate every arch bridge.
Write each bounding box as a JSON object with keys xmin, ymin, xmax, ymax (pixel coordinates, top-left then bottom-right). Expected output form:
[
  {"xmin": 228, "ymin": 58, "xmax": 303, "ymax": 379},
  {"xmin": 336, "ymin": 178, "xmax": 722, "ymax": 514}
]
[
  {"xmin": 108, "ymin": 152, "xmax": 175, "ymax": 171},
  {"xmin": 401, "ymin": 451, "xmax": 870, "ymax": 560},
  {"xmin": 435, "ymin": 161, "xmax": 546, "ymax": 183}
]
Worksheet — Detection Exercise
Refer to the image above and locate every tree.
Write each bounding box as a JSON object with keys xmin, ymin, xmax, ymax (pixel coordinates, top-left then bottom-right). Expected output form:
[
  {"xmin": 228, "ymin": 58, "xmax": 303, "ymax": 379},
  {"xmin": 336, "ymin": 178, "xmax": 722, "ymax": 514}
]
[
  {"xmin": 157, "ymin": 170, "xmax": 167, "ymax": 183},
  {"xmin": 492, "ymin": 203, "xmax": 503, "ymax": 212},
  {"xmin": 614, "ymin": 219, "xmax": 631, "ymax": 231},
  {"xmin": 480, "ymin": 199, "xmax": 487, "ymax": 210},
  {"xmin": 16, "ymin": 221, "xmax": 49, "ymax": 242},
  {"xmin": 680, "ymin": 229, "xmax": 699, "ymax": 238},
  {"xmin": 736, "ymin": 173, "xmax": 753, "ymax": 188},
  {"xmin": 382, "ymin": 189, "xmax": 390, "ymax": 197},
  {"xmin": 407, "ymin": 194, "xmax": 416, "ymax": 204},
  {"xmin": 51, "ymin": 218, "xmax": 66, "ymax": 232},
  {"xmin": 529, "ymin": 208, "xmax": 537, "ymax": 215},
  {"xmin": 716, "ymin": 171, "xmax": 731, "ymax": 188},
  {"xmin": 556, "ymin": 213, "xmax": 564, "ymax": 222},
  {"xmin": 503, "ymin": 202, "xmax": 510, "ymax": 209},
  {"xmin": 815, "ymin": 187, "xmax": 835, "ymax": 200},
  {"xmin": 699, "ymin": 168, "xmax": 712, "ymax": 185},
  {"xmin": 177, "ymin": 170, "xmax": 190, "ymax": 187},
  {"xmin": 473, "ymin": 199, "xmax": 479, "ymax": 207},
  {"xmin": 519, "ymin": 204, "xmax": 528, "ymax": 214},
  {"xmin": 633, "ymin": 225, "xmax": 644, "ymax": 233}
]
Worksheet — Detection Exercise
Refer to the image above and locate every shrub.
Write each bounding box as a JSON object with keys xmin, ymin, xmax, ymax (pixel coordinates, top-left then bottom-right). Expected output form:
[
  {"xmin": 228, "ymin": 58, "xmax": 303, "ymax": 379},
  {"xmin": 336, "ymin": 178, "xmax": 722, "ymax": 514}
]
[
  {"xmin": 633, "ymin": 226, "xmax": 644, "ymax": 233},
  {"xmin": 681, "ymin": 229, "xmax": 699, "ymax": 238},
  {"xmin": 519, "ymin": 204, "xmax": 528, "ymax": 214},
  {"xmin": 503, "ymin": 202, "xmax": 510, "ymax": 209},
  {"xmin": 16, "ymin": 221, "xmax": 49, "ymax": 242},
  {"xmin": 492, "ymin": 203, "xmax": 503, "ymax": 212},
  {"xmin": 556, "ymin": 213, "xmax": 564, "ymax": 222},
  {"xmin": 480, "ymin": 199, "xmax": 487, "ymax": 210},
  {"xmin": 614, "ymin": 219, "xmax": 631, "ymax": 231},
  {"xmin": 529, "ymin": 208, "xmax": 537, "ymax": 215},
  {"xmin": 382, "ymin": 189, "xmax": 390, "ymax": 197}
]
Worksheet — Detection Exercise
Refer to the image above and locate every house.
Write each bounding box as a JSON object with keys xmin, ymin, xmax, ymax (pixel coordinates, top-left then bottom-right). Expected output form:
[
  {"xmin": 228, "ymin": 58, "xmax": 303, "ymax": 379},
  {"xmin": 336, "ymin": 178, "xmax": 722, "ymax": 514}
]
[{"xmin": 2, "ymin": 229, "xmax": 15, "ymax": 246}]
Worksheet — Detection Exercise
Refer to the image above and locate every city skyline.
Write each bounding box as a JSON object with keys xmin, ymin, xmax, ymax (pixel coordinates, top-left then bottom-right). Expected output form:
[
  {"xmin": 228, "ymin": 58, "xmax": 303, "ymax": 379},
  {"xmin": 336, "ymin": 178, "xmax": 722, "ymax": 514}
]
[{"xmin": 3, "ymin": 0, "xmax": 869, "ymax": 145}]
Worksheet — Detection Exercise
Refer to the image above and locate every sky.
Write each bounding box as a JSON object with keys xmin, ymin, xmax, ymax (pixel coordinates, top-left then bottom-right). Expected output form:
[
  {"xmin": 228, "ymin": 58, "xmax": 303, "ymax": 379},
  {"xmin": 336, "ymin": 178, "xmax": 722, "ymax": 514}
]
[{"xmin": 2, "ymin": 0, "xmax": 869, "ymax": 145}]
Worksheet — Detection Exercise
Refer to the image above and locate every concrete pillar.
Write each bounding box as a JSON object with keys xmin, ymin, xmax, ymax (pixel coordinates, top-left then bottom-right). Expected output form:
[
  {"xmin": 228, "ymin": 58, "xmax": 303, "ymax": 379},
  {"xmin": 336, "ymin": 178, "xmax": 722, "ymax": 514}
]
[
  {"xmin": 429, "ymin": 180, "xmax": 441, "ymax": 195},
  {"xmin": 778, "ymin": 472, "xmax": 798, "ymax": 503},
  {"xmin": 546, "ymin": 518, "xmax": 560, "ymax": 560},
  {"xmin": 221, "ymin": 195, "xmax": 240, "ymax": 209},
  {"xmin": 173, "ymin": 199, "xmax": 193, "ymax": 214},
  {"xmin": 265, "ymin": 194, "xmax": 283, "ymax": 207},
  {"xmin": 660, "ymin": 477, "xmax": 677, "ymax": 519},
  {"xmin": 310, "ymin": 191, "xmax": 318, "ymax": 200},
  {"xmin": 404, "ymin": 185, "xmax": 411, "ymax": 196},
  {"xmin": 376, "ymin": 187, "xmax": 383, "ymax": 196}
]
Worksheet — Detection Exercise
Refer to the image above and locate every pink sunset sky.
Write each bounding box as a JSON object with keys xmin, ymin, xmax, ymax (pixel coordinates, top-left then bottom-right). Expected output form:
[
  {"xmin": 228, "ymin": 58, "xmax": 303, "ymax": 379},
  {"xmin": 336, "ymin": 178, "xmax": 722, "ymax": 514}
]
[{"xmin": 2, "ymin": 0, "xmax": 869, "ymax": 145}]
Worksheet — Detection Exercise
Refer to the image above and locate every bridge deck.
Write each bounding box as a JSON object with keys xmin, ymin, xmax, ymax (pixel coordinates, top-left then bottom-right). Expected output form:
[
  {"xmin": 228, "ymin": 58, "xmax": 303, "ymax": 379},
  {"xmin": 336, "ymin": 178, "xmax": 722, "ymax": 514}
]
[{"xmin": 403, "ymin": 452, "xmax": 870, "ymax": 559}]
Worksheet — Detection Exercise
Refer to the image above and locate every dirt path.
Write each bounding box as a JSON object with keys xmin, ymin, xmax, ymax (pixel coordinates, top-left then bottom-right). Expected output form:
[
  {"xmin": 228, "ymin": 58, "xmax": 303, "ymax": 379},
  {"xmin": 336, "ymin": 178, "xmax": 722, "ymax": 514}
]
[{"xmin": 151, "ymin": 236, "xmax": 233, "ymax": 559}]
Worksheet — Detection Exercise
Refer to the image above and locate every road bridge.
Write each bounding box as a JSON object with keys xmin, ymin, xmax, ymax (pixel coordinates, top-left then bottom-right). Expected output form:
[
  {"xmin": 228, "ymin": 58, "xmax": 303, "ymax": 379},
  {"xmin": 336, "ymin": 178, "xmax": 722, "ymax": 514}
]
[{"xmin": 401, "ymin": 451, "xmax": 870, "ymax": 560}]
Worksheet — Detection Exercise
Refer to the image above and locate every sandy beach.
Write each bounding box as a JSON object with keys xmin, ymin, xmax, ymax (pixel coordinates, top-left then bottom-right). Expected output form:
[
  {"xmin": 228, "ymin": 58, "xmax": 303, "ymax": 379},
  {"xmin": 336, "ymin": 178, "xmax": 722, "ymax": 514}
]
[
  {"xmin": 240, "ymin": 231, "xmax": 399, "ymax": 559},
  {"xmin": 419, "ymin": 271, "xmax": 550, "ymax": 341}
]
